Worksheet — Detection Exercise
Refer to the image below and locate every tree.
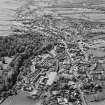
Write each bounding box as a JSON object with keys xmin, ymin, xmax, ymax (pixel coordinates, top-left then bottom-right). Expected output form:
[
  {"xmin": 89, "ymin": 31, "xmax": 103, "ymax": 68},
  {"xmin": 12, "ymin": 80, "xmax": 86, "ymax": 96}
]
[
  {"xmin": 0, "ymin": 65, "xmax": 3, "ymax": 70},
  {"xmin": 2, "ymin": 57, "xmax": 5, "ymax": 64}
]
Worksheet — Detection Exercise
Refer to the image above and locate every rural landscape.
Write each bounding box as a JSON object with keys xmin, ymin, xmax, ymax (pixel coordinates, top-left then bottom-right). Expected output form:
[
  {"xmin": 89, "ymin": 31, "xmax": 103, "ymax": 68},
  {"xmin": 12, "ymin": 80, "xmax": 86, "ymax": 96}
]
[{"xmin": 1, "ymin": 0, "xmax": 105, "ymax": 105}]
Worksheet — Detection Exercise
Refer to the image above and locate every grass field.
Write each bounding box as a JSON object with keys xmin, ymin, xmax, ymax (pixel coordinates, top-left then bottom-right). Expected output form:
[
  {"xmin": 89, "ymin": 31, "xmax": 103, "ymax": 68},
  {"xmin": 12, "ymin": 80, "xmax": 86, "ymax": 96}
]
[
  {"xmin": 1, "ymin": 92, "xmax": 41, "ymax": 105},
  {"xmin": 90, "ymin": 100, "xmax": 105, "ymax": 105}
]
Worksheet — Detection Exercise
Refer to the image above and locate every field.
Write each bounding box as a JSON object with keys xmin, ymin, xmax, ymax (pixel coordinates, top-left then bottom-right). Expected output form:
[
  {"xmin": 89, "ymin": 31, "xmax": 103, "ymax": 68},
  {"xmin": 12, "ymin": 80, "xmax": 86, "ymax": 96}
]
[{"xmin": 1, "ymin": 92, "xmax": 41, "ymax": 105}]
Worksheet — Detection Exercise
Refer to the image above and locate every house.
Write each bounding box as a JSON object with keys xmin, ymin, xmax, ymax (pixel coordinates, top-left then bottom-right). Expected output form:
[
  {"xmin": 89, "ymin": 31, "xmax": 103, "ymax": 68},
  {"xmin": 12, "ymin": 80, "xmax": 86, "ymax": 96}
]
[{"xmin": 89, "ymin": 64, "xmax": 105, "ymax": 81}]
